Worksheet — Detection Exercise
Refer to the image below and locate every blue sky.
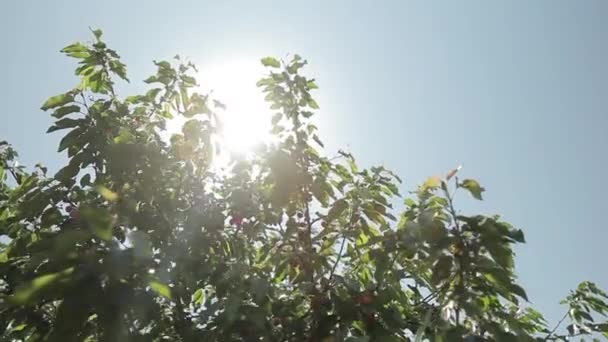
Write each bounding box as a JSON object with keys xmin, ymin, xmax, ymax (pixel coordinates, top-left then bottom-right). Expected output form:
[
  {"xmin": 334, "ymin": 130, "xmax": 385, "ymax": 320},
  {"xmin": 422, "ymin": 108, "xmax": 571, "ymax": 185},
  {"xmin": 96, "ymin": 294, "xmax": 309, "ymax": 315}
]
[{"xmin": 1, "ymin": 0, "xmax": 607, "ymax": 325}]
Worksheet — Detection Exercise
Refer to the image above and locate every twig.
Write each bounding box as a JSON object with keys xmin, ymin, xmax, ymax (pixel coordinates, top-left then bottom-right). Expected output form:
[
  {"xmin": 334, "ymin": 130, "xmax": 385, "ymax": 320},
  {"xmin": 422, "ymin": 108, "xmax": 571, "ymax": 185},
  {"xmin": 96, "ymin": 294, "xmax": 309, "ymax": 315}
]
[
  {"xmin": 79, "ymin": 92, "xmax": 90, "ymax": 112},
  {"xmin": 443, "ymin": 181, "xmax": 465, "ymax": 327},
  {"xmin": 304, "ymin": 201, "xmax": 315, "ymax": 283},
  {"xmin": 415, "ymin": 272, "xmax": 457, "ymax": 307},
  {"xmin": 327, "ymin": 236, "xmax": 346, "ymax": 285},
  {"xmin": 545, "ymin": 311, "xmax": 569, "ymax": 340},
  {"xmin": 310, "ymin": 216, "xmax": 323, "ymax": 226}
]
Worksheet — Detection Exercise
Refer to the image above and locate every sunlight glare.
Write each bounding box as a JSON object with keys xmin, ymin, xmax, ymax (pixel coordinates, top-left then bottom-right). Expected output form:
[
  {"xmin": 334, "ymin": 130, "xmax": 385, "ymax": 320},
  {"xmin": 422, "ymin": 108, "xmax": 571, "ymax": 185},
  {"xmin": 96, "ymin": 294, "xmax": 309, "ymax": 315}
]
[{"xmin": 167, "ymin": 59, "xmax": 272, "ymax": 159}]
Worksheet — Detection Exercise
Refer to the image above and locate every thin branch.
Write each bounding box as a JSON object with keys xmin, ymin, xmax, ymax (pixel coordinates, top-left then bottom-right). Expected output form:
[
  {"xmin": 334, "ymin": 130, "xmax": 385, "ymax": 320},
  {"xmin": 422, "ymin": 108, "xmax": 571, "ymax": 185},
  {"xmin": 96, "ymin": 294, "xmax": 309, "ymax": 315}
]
[
  {"xmin": 545, "ymin": 311, "xmax": 569, "ymax": 340},
  {"xmin": 443, "ymin": 181, "xmax": 465, "ymax": 327},
  {"xmin": 415, "ymin": 272, "xmax": 458, "ymax": 307},
  {"xmin": 443, "ymin": 184, "xmax": 461, "ymax": 233},
  {"xmin": 304, "ymin": 201, "xmax": 315, "ymax": 283},
  {"xmin": 327, "ymin": 236, "xmax": 346, "ymax": 285},
  {"xmin": 79, "ymin": 92, "xmax": 90, "ymax": 112},
  {"xmin": 310, "ymin": 216, "xmax": 323, "ymax": 226}
]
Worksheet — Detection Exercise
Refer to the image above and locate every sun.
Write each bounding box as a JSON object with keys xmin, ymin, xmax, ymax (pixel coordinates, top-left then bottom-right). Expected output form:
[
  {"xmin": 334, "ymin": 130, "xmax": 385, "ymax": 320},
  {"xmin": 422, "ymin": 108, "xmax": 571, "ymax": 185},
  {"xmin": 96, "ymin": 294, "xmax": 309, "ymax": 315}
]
[
  {"xmin": 166, "ymin": 58, "xmax": 272, "ymax": 159},
  {"xmin": 198, "ymin": 59, "xmax": 272, "ymax": 154}
]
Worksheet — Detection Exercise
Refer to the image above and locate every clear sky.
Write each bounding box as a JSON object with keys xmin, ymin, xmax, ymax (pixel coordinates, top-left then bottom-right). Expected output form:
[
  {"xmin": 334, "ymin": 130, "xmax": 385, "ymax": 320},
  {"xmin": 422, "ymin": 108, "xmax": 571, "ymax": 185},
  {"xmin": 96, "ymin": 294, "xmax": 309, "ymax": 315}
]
[{"xmin": 1, "ymin": 0, "xmax": 607, "ymax": 325}]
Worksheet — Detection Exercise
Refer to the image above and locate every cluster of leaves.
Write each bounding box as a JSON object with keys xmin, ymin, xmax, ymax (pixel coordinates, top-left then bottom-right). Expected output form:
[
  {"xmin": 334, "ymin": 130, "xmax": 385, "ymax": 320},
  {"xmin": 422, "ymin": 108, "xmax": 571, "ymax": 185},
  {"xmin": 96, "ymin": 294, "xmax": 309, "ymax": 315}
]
[{"xmin": 1, "ymin": 29, "xmax": 607, "ymax": 341}]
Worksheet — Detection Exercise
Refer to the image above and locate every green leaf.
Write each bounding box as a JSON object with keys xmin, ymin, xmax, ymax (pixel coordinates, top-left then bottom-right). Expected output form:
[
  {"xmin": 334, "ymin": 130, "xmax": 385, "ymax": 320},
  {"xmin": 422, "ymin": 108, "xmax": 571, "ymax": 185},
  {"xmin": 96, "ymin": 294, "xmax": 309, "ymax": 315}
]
[
  {"xmin": 256, "ymin": 77, "xmax": 274, "ymax": 87},
  {"xmin": 510, "ymin": 283, "xmax": 529, "ymax": 301},
  {"xmin": 346, "ymin": 337, "xmax": 370, "ymax": 342},
  {"xmin": 374, "ymin": 252, "xmax": 389, "ymax": 282},
  {"xmin": 149, "ymin": 280, "xmax": 172, "ymax": 299},
  {"xmin": 271, "ymin": 113, "xmax": 283, "ymax": 125},
  {"xmin": 213, "ymin": 99, "xmax": 226, "ymax": 110},
  {"xmin": 54, "ymin": 162, "xmax": 80, "ymax": 183},
  {"xmin": 182, "ymin": 119, "xmax": 203, "ymax": 141},
  {"xmin": 306, "ymin": 80, "xmax": 318, "ymax": 89},
  {"xmin": 41, "ymin": 93, "xmax": 74, "ymax": 111},
  {"xmin": 404, "ymin": 198, "xmax": 417, "ymax": 207},
  {"xmin": 508, "ymin": 228, "xmax": 525, "ymax": 243},
  {"xmin": 91, "ymin": 28, "xmax": 103, "ymax": 40},
  {"xmin": 95, "ymin": 185, "xmax": 118, "ymax": 201},
  {"xmin": 80, "ymin": 206, "xmax": 114, "ymax": 240},
  {"xmin": 145, "ymin": 88, "xmax": 162, "ymax": 102},
  {"xmin": 308, "ymin": 98, "xmax": 320, "ymax": 109},
  {"xmin": 40, "ymin": 206, "xmax": 63, "ymax": 228},
  {"xmin": 495, "ymin": 332, "xmax": 519, "ymax": 342},
  {"xmin": 327, "ymin": 198, "xmax": 348, "ymax": 222},
  {"xmin": 261, "ymin": 57, "xmax": 280, "ymax": 68},
  {"xmin": 348, "ymin": 157, "xmax": 359, "ymax": 174},
  {"xmin": 80, "ymin": 173, "xmax": 92, "ymax": 187},
  {"xmin": 154, "ymin": 60, "xmax": 171, "ymax": 69},
  {"xmin": 485, "ymin": 240, "xmax": 514, "ymax": 270},
  {"xmin": 47, "ymin": 118, "xmax": 83, "ymax": 133},
  {"xmin": 312, "ymin": 134, "xmax": 324, "ymax": 147},
  {"xmin": 181, "ymin": 75, "xmax": 197, "ymax": 86},
  {"xmin": 57, "ymin": 127, "xmax": 85, "ymax": 152},
  {"xmin": 311, "ymin": 178, "xmax": 330, "ymax": 206},
  {"xmin": 113, "ymin": 128, "xmax": 134, "ymax": 144},
  {"xmin": 52, "ymin": 105, "xmax": 81, "ymax": 119},
  {"xmin": 432, "ymin": 255, "xmax": 453, "ymax": 285},
  {"xmin": 9, "ymin": 267, "xmax": 75, "ymax": 305},
  {"xmin": 192, "ymin": 288, "xmax": 204, "ymax": 305},
  {"xmin": 61, "ymin": 42, "xmax": 90, "ymax": 59},
  {"xmin": 460, "ymin": 179, "xmax": 485, "ymax": 200},
  {"xmin": 10, "ymin": 324, "xmax": 26, "ymax": 332},
  {"xmin": 109, "ymin": 60, "xmax": 129, "ymax": 82},
  {"xmin": 144, "ymin": 75, "xmax": 158, "ymax": 84},
  {"xmin": 422, "ymin": 176, "xmax": 441, "ymax": 191}
]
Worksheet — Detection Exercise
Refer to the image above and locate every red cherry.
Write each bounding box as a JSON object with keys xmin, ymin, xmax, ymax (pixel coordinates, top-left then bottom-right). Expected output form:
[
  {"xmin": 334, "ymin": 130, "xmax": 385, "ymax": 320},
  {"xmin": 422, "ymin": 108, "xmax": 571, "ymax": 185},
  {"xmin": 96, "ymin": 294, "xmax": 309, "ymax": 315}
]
[
  {"xmin": 364, "ymin": 312, "xmax": 377, "ymax": 327},
  {"xmin": 230, "ymin": 214, "xmax": 243, "ymax": 226},
  {"xmin": 356, "ymin": 293, "xmax": 375, "ymax": 305}
]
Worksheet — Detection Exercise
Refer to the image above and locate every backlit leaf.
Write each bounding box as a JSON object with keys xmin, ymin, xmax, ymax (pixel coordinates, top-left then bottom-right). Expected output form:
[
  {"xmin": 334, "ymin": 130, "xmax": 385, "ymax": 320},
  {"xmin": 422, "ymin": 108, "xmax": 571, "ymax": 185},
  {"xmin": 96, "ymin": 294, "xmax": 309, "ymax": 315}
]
[
  {"xmin": 192, "ymin": 288, "xmax": 204, "ymax": 305},
  {"xmin": 460, "ymin": 179, "xmax": 485, "ymax": 200},
  {"xmin": 261, "ymin": 57, "xmax": 280, "ymax": 68},
  {"xmin": 308, "ymin": 98, "xmax": 319, "ymax": 109},
  {"xmin": 95, "ymin": 185, "xmax": 118, "ymax": 201},
  {"xmin": 150, "ymin": 280, "xmax": 172, "ymax": 300},
  {"xmin": 9, "ymin": 267, "xmax": 75, "ymax": 305},
  {"xmin": 61, "ymin": 42, "xmax": 90, "ymax": 58}
]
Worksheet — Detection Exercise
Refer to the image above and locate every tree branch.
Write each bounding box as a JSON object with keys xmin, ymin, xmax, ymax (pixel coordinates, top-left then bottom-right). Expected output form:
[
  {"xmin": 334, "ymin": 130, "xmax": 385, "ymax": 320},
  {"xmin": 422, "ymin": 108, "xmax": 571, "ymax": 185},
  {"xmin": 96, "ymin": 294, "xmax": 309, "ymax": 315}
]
[
  {"xmin": 545, "ymin": 311, "xmax": 569, "ymax": 340},
  {"xmin": 327, "ymin": 235, "xmax": 346, "ymax": 285},
  {"xmin": 443, "ymin": 181, "xmax": 465, "ymax": 327}
]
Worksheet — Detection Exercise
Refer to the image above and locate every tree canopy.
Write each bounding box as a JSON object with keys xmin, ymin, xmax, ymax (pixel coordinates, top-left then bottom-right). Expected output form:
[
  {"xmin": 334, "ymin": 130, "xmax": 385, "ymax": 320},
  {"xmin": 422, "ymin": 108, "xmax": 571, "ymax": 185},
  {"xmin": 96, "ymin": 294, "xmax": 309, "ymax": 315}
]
[{"xmin": 1, "ymin": 29, "xmax": 607, "ymax": 341}]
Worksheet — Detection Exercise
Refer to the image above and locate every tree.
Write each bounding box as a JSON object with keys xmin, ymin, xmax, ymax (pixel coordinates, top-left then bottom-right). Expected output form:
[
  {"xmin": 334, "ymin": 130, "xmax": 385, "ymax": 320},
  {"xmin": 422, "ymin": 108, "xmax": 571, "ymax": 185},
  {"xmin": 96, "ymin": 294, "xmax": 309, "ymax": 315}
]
[{"xmin": 0, "ymin": 29, "xmax": 607, "ymax": 342}]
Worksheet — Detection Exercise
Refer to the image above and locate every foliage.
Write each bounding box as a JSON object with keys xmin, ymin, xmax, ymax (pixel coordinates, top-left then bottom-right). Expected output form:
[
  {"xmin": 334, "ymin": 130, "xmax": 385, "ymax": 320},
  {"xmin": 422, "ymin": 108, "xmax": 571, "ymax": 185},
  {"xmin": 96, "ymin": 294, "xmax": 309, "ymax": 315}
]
[{"xmin": 1, "ymin": 29, "xmax": 607, "ymax": 341}]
